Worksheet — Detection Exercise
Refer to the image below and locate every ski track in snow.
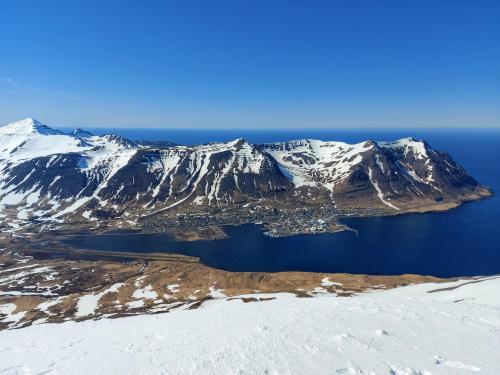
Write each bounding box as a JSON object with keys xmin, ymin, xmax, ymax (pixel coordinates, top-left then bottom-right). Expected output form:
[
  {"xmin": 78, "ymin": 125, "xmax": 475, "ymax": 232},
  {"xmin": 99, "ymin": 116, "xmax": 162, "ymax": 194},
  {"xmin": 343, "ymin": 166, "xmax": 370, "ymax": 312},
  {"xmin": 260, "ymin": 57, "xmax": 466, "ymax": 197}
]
[{"xmin": 0, "ymin": 277, "xmax": 499, "ymax": 374}]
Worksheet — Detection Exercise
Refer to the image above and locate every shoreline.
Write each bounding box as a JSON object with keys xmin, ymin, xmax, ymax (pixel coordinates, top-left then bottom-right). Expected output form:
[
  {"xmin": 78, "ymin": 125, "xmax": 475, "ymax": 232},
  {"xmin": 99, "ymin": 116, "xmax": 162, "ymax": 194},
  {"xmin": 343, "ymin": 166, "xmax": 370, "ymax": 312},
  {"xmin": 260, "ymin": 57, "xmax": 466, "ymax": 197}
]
[
  {"xmin": 1, "ymin": 245, "xmax": 498, "ymax": 331},
  {"xmin": 0, "ymin": 246, "xmax": 479, "ymax": 331},
  {"xmin": 38, "ymin": 185, "xmax": 494, "ymax": 240},
  {"xmin": 0, "ymin": 184, "xmax": 491, "ymax": 243}
]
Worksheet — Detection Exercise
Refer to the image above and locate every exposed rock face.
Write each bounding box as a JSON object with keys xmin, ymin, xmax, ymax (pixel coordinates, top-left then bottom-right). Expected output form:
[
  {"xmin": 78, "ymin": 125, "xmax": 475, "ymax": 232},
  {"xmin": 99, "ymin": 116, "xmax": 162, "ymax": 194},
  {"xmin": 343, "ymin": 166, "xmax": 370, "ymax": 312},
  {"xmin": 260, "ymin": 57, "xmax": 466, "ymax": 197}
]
[{"xmin": 0, "ymin": 118, "xmax": 490, "ymax": 229}]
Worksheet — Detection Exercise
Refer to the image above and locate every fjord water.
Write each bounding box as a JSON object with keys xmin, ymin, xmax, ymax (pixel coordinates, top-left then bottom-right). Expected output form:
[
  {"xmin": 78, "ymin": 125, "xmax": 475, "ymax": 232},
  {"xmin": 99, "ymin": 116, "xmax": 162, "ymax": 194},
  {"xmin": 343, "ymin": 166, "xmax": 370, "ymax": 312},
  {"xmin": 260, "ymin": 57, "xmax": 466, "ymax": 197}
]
[{"xmin": 63, "ymin": 129, "xmax": 500, "ymax": 277}]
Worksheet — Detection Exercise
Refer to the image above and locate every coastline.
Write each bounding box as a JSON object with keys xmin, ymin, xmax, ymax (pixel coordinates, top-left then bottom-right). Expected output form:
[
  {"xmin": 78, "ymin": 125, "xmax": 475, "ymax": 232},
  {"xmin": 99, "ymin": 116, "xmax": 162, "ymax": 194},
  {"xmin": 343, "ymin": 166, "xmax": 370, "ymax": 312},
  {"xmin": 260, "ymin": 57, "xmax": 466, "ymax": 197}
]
[
  {"xmin": 2, "ymin": 244, "xmax": 498, "ymax": 331},
  {"xmin": 0, "ymin": 248, "xmax": 464, "ymax": 331},
  {"xmin": 0, "ymin": 185, "xmax": 494, "ymax": 331}
]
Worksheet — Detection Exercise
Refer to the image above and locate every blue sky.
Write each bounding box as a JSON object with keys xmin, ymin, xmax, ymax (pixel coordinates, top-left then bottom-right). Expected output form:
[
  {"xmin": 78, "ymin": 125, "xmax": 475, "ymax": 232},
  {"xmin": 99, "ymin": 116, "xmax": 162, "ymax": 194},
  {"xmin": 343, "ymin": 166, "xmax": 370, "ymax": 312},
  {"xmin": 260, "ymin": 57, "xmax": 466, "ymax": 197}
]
[{"xmin": 0, "ymin": 0, "xmax": 499, "ymax": 128}]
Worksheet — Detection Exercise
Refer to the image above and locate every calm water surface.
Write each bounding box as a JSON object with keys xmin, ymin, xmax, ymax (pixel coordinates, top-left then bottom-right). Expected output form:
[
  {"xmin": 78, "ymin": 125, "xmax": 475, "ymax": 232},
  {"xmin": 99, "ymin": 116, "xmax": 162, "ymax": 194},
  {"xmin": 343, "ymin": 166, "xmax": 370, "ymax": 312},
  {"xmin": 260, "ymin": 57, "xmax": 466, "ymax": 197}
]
[{"xmin": 62, "ymin": 129, "xmax": 500, "ymax": 277}]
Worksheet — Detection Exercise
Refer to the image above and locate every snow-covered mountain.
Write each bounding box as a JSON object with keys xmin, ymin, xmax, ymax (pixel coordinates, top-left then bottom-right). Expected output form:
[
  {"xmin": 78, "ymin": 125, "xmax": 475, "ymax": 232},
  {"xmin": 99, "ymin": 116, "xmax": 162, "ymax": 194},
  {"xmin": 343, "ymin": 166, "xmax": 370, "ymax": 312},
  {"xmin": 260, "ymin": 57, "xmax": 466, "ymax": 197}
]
[
  {"xmin": 262, "ymin": 138, "xmax": 482, "ymax": 210},
  {"xmin": 0, "ymin": 118, "xmax": 488, "ymax": 228}
]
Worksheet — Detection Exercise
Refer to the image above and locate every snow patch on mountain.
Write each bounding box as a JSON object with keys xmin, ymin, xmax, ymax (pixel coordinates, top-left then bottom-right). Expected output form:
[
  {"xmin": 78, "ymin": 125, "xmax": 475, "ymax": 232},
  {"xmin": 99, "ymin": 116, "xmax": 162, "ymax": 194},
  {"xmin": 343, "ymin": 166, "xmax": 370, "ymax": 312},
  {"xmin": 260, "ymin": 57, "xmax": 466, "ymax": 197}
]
[
  {"xmin": 368, "ymin": 167, "xmax": 399, "ymax": 210},
  {"xmin": 380, "ymin": 137, "xmax": 429, "ymax": 160},
  {"xmin": 264, "ymin": 139, "xmax": 371, "ymax": 191}
]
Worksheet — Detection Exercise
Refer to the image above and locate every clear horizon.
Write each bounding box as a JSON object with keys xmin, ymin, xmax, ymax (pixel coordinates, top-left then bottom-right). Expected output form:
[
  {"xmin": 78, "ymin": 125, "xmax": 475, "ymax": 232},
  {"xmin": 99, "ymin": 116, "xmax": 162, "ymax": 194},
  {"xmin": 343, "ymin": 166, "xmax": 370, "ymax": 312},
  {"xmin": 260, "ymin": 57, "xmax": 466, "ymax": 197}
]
[
  {"xmin": 52, "ymin": 125, "xmax": 500, "ymax": 131},
  {"xmin": 3, "ymin": 117, "xmax": 500, "ymax": 132},
  {"xmin": 1, "ymin": 1, "xmax": 499, "ymax": 129}
]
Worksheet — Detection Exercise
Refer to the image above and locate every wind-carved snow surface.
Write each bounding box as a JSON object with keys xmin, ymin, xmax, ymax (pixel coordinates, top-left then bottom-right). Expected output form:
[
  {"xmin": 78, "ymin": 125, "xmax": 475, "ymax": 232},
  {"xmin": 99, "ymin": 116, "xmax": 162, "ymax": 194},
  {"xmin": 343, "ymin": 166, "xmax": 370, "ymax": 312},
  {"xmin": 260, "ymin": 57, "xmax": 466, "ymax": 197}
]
[{"xmin": 0, "ymin": 277, "xmax": 499, "ymax": 374}]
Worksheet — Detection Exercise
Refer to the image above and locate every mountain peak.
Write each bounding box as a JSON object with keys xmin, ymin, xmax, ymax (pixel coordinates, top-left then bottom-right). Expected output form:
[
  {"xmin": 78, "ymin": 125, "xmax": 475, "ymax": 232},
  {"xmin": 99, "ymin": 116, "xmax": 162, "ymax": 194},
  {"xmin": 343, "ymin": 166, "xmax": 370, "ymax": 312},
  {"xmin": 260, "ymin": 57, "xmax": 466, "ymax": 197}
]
[
  {"xmin": 71, "ymin": 128, "xmax": 94, "ymax": 138},
  {"xmin": 229, "ymin": 138, "xmax": 249, "ymax": 147},
  {"xmin": 21, "ymin": 117, "xmax": 40, "ymax": 125},
  {"xmin": 101, "ymin": 134, "xmax": 138, "ymax": 148},
  {"xmin": 0, "ymin": 118, "xmax": 62, "ymax": 136}
]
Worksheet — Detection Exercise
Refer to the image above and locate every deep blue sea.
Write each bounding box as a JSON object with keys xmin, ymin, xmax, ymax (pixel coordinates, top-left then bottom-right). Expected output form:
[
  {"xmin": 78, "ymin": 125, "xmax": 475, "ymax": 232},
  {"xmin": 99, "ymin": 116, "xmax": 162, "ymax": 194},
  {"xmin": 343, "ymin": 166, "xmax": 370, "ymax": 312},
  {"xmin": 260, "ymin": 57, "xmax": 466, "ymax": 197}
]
[{"xmin": 61, "ymin": 128, "xmax": 500, "ymax": 277}]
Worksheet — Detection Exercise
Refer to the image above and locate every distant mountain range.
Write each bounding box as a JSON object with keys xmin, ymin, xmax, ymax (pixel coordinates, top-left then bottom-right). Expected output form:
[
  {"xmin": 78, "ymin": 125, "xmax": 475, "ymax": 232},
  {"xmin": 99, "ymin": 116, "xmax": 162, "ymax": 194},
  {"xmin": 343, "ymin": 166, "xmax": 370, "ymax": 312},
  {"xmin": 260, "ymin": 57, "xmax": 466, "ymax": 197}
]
[{"xmin": 0, "ymin": 118, "xmax": 490, "ymax": 231}]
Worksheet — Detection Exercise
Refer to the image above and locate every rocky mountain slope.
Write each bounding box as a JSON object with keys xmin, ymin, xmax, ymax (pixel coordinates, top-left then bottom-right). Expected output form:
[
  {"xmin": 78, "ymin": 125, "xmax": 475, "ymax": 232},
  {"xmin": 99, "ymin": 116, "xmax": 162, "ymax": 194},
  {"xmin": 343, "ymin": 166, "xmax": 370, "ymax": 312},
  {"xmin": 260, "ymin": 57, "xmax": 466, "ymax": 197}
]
[{"xmin": 0, "ymin": 118, "xmax": 490, "ymax": 231}]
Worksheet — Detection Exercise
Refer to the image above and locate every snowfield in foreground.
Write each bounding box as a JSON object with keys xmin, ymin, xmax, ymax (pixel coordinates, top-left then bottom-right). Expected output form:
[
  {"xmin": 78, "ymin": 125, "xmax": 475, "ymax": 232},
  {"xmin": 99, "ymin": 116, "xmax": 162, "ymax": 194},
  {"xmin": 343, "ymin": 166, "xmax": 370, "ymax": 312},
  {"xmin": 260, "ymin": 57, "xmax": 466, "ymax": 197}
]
[{"xmin": 0, "ymin": 277, "xmax": 499, "ymax": 375}]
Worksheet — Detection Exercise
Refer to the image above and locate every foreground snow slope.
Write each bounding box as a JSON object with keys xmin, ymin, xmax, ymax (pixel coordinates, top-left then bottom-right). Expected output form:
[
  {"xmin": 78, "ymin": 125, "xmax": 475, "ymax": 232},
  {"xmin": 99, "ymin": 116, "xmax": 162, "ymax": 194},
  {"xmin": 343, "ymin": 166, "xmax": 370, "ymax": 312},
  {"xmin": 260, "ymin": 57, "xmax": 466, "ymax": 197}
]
[{"xmin": 1, "ymin": 277, "xmax": 498, "ymax": 375}]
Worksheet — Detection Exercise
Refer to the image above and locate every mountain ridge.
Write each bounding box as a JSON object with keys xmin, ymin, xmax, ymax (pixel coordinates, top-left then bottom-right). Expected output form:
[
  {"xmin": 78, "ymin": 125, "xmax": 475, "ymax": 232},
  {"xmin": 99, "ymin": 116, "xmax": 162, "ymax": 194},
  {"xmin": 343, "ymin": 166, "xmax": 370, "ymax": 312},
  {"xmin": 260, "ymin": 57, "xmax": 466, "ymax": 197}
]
[{"xmin": 0, "ymin": 118, "xmax": 491, "ymax": 233}]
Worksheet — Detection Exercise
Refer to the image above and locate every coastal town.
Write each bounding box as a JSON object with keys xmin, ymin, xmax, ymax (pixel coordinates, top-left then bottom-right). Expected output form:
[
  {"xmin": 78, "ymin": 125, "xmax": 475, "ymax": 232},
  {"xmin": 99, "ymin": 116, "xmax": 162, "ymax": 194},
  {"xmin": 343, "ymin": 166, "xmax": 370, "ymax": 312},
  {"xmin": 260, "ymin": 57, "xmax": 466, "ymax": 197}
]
[{"xmin": 140, "ymin": 204, "xmax": 383, "ymax": 238}]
